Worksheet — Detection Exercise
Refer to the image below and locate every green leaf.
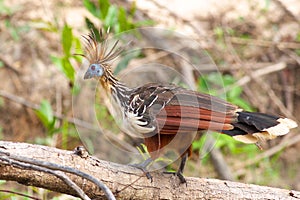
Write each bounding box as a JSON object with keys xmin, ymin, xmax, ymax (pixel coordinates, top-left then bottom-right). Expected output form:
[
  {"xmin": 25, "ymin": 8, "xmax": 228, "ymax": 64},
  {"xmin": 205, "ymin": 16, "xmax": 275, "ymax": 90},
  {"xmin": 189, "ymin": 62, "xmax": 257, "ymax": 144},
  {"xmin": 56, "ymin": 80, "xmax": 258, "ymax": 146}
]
[
  {"xmin": 192, "ymin": 134, "xmax": 206, "ymax": 151},
  {"xmin": 35, "ymin": 100, "xmax": 55, "ymax": 130},
  {"xmin": 118, "ymin": 7, "xmax": 128, "ymax": 32},
  {"xmin": 50, "ymin": 55, "xmax": 62, "ymax": 70},
  {"xmin": 62, "ymin": 24, "xmax": 73, "ymax": 56},
  {"xmin": 104, "ymin": 5, "xmax": 117, "ymax": 29},
  {"xmin": 224, "ymin": 74, "xmax": 235, "ymax": 84},
  {"xmin": 227, "ymin": 86, "xmax": 242, "ymax": 99},
  {"xmin": 85, "ymin": 17, "xmax": 101, "ymax": 40},
  {"xmin": 83, "ymin": 0, "xmax": 100, "ymax": 18},
  {"xmin": 5, "ymin": 20, "xmax": 19, "ymax": 41},
  {"xmin": 129, "ymin": 1, "xmax": 137, "ymax": 16},
  {"xmin": 214, "ymin": 27, "xmax": 224, "ymax": 39},
  {"xmin": 231, "ymin": 98, "xmax": 254, "ymax": 111},
  {"xmin": 135, "ymin": 19, "xmax": 155, "ymax": 27},
  {"xmin": 99, "ymin": 0, "xmax": 110, "ymax": 19},
  {"xmin": 62, "ymin": 57, "xmax": 75, "ymax": 83},
  {"xmin": 0, "ymin": 0, "xmax": 12, "ymax": 15},
  {"xmin": 51, "ymin": 55, "xmax": 75, "ymax": 83}
]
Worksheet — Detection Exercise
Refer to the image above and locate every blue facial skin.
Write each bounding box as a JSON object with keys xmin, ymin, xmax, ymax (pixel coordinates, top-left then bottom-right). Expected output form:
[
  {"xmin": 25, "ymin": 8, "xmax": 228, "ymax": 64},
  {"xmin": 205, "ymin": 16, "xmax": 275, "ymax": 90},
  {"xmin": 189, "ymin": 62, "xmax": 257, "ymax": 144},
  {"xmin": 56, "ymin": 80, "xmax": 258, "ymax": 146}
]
[{"xmin": 84, "ymin": 63, "xmax": 104, "ymax": 79}]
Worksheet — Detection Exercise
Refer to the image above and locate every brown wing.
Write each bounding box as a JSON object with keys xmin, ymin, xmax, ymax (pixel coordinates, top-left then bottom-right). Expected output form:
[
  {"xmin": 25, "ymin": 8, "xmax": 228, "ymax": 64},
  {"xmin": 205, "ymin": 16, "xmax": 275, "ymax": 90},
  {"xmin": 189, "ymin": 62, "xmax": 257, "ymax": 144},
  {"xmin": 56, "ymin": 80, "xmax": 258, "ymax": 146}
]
[{"xmin": 154, "ymin": 88, "xmax": 239, "ymax": 134}]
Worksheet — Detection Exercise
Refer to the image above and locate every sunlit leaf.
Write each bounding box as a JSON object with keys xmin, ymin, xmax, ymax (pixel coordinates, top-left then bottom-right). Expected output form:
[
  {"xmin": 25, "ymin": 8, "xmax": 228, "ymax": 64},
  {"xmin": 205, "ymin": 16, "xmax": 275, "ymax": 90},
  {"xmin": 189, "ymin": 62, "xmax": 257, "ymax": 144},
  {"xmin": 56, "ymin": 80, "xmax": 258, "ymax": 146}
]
[
  {"xmin": 104, "ymin": 5, "xmax": 117, "ymax": 29},
  {"xmin": 227, "ymin": 86, "xmax": 242, "ymax": 98},
  {"xmin": 62, "ymin": 57, "xmax": 75, "ymax": 83},
  {"xmin": 118, "ymin": 7, "xmax": 128, "ymax": 32},
  {"xmin": 51, "ymin": 55, "xmax": 75, "ymax": 84},
  {"xmin": 35, "ymin": 100, "xmax": 55, "ymax": 130},
  {"xmin": 99, "ymin": 0, "xmax": 110, "ymax": 19},
  {"xmin": 62, "ymin": 24, "xmax": 73, "ymax": 56},
  {"xmin": 83, "ymin": 0, "xmax": 100, "ymax": 18}
]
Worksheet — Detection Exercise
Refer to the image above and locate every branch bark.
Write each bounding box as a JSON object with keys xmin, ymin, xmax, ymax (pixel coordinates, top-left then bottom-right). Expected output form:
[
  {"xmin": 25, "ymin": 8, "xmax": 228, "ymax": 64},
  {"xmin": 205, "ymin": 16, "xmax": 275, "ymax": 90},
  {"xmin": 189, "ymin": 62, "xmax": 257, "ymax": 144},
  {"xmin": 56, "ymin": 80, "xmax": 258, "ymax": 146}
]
[{"xmin": 0, "ymin": 141, "xmax": 299, "ymax": 200}]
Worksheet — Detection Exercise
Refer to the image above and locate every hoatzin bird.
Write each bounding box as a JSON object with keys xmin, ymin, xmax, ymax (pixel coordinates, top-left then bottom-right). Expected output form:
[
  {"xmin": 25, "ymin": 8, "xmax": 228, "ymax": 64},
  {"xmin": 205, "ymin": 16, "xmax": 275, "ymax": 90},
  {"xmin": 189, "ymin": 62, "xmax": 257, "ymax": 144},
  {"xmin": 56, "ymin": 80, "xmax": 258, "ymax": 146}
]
[{"xmin": 82, "ymin": 30, "xmax": 298, "ymax": 183}]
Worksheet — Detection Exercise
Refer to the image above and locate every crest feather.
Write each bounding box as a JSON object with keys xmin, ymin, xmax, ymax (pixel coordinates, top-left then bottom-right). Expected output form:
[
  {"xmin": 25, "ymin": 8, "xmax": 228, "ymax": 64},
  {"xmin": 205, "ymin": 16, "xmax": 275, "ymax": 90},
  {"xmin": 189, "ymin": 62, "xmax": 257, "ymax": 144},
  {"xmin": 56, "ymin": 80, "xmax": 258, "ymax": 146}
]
[{"xmin": 82, "ymin": 29, "xmax": 125, "ymax": 66}]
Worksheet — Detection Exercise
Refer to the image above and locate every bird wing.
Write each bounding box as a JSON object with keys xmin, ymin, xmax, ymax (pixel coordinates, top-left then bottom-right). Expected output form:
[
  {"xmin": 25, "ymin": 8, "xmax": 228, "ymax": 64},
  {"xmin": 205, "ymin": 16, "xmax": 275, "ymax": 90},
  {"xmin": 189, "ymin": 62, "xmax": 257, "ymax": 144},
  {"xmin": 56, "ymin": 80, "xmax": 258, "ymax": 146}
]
[
  {"xmin": 127, "ymin": 83, "xmax": 239, "ymax": 134},
  {"xmin": 155, "ymin": 87, "xmax": 239, "ymax": 134}
]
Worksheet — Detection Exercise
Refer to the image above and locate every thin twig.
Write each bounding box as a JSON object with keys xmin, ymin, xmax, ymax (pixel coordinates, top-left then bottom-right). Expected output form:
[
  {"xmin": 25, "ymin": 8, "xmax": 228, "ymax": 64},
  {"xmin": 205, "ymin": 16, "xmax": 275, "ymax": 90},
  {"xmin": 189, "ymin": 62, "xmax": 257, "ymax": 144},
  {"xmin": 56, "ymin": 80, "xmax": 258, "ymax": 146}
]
[
  {"xmin": 220, "ymin": 62, "xmax": 287, "ymax": 95},
  {"xmin": 0, "ymin": 90, "xmax": 39, "ymax": 109},
  {"xmin": 116, "ymin": 176, "xmax": 143, "ymax": 194},
  {"xmin": 54, "ymin": 171, "xmax": 91, "ymax": 200},
  {"xmin": 0, "ymin": 189, "xmax": 41, "ymax": 200},
  {"xmin": 282, "ymin": 49, "xmax": 300, "ymax": 66},
  {"xmin": 0, "ymin": 55, "xmax": 20, "ymax": 75},
  {"xmin": 255, "ymin": 75, "xmax": 295, "ymax": 119},
  {"xmin": 230, "ymin": 37, "xmax": 300, "ymax": 50},
  {"xmin": 223, "ymin": 23, "xmax": 296, "ymax": 120},
  {"xmin": 0, "ymin": 150, "xmax": 116, "ymax": 200},
  {"xmin": 0, "ymin": 154, "xmax": 91, "ymax": 200},
  {"xmin": 222, "ymin": 25, "xmax": 299, "ymax": 175},
  {"xmin": 272, "ymin": 0, "xmax": 300, "ymax": 22}
]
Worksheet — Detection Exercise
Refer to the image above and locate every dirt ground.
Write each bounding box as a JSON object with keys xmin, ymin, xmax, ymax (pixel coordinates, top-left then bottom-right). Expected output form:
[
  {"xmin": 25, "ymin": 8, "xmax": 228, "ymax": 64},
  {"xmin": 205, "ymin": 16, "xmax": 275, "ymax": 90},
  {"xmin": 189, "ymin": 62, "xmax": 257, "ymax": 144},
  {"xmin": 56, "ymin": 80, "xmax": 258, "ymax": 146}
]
[{"xmin": 0, "ymin": 0, "xmax": 300, "ymax": 197}]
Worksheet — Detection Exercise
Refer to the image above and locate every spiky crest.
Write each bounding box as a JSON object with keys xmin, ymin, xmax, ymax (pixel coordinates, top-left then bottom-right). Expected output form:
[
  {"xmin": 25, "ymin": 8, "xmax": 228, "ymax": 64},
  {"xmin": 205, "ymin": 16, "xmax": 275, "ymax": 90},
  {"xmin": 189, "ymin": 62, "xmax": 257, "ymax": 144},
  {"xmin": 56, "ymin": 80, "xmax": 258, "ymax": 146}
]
[{"xmin": 81, "ymin": 28, "xmax": 125, "ymax": 68}]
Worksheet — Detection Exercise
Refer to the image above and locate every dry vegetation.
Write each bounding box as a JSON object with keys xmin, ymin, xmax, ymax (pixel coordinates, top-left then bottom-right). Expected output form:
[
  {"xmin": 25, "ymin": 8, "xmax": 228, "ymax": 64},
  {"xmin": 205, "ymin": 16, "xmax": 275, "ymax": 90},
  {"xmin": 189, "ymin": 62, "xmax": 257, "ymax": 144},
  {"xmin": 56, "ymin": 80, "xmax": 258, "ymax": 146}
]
[{"xmin": 0, "ymin": 0, "xmax": 300, "ymax": 198}]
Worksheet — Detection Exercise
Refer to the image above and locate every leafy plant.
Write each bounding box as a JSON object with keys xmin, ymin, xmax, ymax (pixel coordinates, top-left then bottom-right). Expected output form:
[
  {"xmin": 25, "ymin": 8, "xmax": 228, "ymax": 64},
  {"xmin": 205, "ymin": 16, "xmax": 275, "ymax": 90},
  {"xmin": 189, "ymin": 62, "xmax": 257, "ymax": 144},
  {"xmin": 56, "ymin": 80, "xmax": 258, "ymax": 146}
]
[
  {"xmin": 83, "ymin": 0, "xmax": 153, "ymax": 34},
  {"xmin": 35, "ymin": 100, "xmax": 60, "ymax": 136},
  {"xmin": 34, "ymin": 100, "xmax": 79, "ymax": 147},
  {"xmin": 0, "ymin": 0, "xmax": 30, "ymax": 41},
  {"xmin": 50, "ymin": 23, "xmax": 82, "ymax": 87}
]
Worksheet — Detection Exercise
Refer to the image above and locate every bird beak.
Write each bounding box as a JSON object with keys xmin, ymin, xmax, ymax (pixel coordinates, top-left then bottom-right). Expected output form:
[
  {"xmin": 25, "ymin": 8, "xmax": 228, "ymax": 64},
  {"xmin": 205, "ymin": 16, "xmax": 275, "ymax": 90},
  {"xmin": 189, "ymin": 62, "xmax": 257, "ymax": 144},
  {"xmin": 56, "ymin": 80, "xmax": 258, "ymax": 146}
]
[{"xmin": 83, "ymin": 69, "xmax": 93, "ymax": 79}]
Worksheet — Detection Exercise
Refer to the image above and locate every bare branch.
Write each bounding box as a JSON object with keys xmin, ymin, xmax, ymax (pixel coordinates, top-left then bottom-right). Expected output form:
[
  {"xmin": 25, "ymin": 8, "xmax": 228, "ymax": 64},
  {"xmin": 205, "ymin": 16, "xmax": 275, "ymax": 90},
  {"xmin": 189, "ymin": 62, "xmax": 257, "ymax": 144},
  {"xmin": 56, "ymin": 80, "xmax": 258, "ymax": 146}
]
[{"xmin": 0, "ymin": 141, "xmax": 299, "ymax": 199}]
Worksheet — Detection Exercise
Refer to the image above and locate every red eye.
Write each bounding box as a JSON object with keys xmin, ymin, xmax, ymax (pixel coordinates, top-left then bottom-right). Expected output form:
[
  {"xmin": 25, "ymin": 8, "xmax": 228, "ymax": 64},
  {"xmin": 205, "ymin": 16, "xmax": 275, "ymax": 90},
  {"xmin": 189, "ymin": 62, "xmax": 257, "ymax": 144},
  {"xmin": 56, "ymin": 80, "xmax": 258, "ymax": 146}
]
[{"xmin": 91, "ymin": 65, "xmax": 95, "ymax": 70}]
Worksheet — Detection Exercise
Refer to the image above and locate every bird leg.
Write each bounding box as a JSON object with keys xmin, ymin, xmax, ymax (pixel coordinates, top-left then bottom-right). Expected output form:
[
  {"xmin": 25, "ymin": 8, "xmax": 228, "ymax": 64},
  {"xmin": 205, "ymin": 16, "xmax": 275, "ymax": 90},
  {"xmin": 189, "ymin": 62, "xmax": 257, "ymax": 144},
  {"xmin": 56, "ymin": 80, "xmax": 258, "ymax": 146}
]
[
  {"xmin": 129, "ymin": 157, "xmax": 153, "ymax": 182},
  {"xmin": 164, "ymin": 152, "xmax": 188, "ymax": 184},
  {"xmin": 177, "ymin": 152, "xmax": 188, "ymax": 184}
]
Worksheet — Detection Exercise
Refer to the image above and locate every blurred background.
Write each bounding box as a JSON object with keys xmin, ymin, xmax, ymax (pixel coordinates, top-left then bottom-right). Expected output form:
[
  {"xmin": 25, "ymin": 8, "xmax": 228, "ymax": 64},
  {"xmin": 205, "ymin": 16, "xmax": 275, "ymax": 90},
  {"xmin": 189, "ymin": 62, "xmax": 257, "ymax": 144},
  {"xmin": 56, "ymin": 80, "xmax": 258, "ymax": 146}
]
[{"xmin": 0, "ymin": 0, "xmax": 300, "ymax": 199}]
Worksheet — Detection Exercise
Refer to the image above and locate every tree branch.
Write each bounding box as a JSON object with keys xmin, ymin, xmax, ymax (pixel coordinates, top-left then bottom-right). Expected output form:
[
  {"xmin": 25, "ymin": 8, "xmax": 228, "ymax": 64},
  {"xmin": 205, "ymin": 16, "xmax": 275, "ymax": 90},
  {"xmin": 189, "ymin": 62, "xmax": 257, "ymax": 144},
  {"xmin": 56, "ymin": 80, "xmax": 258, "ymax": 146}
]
[{"xmin": 0, "ymin": 141, "xmax": 299, "ymax": 200}]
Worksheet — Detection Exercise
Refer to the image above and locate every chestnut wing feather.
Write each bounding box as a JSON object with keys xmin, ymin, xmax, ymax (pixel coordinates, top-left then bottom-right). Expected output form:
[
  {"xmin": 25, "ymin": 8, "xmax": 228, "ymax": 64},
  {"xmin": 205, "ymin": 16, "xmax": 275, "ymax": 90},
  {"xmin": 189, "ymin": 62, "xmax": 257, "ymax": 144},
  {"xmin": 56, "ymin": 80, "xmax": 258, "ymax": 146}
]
[
  {"xmin": 156, "ymin": 88, "xmax": 238, "ymax": 134},
  {"xmin": 129, "ymin": 83, "xmax": 238, "ymax": 134}
]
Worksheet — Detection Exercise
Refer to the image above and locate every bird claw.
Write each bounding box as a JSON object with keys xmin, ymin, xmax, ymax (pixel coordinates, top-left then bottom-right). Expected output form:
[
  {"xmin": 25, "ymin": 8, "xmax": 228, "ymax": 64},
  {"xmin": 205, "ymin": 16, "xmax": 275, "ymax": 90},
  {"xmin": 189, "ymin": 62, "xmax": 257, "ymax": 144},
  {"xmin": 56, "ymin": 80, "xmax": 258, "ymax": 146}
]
[
  {"xmin": 163, "ymin": 171, "xmax": 187, "ymax": 184},
  {"xmin": 129, "ymin": 158, "xmax": 153, "ymax": 182}
]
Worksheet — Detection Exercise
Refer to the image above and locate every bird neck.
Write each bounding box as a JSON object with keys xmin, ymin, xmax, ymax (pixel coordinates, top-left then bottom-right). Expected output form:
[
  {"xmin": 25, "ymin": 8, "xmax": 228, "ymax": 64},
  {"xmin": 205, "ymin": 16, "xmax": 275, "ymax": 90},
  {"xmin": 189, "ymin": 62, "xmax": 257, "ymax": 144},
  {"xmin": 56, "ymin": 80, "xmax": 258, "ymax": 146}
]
[{"xmin": 100, "ymin": 69, "xmax": 132, "ymax": 109}]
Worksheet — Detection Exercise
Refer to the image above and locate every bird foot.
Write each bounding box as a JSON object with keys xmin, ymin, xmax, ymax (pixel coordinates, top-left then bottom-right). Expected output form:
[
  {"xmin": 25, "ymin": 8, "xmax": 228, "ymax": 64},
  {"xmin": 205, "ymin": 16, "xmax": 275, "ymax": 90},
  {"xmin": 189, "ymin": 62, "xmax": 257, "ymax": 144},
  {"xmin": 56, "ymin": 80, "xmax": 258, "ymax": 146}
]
[
  {"xmin": 163, "ymin": 171, "xmax": 187, "ymax": 184},
  {"xmin": 129, "ymin": 158, "xmax": 153, "ymax": 182}
]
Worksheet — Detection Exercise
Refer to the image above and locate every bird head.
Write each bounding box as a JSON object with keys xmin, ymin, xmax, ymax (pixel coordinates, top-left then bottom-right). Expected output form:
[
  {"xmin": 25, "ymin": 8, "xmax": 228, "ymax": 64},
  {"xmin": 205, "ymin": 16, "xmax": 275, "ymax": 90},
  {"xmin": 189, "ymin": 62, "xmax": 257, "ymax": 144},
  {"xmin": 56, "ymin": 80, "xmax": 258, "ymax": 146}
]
[
  {"xmin": 81, "ymin": 29, "xmax": 124, "ymax": 80},
  {"xmin": 84, "ymin": 63, "xmax": 104, "ymax": 79}
]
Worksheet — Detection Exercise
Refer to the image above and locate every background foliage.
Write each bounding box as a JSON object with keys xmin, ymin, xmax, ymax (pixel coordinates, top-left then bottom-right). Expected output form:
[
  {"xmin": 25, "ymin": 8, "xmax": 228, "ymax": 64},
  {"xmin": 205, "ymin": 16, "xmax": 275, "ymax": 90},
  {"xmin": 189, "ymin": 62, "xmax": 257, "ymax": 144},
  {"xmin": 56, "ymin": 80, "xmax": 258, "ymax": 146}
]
[{"xmin": 0, "ymin": 0, "xmax": 299, "ymax": 198}]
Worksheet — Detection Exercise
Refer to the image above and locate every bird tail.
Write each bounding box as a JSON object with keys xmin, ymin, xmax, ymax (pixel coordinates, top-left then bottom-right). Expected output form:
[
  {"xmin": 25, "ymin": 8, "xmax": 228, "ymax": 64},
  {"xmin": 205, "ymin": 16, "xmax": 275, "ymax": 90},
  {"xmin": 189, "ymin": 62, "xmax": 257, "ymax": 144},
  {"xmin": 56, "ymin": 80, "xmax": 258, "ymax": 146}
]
[{"xmin": 221, "ymin": 111, "xmax": 298, "ymax": 143}]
